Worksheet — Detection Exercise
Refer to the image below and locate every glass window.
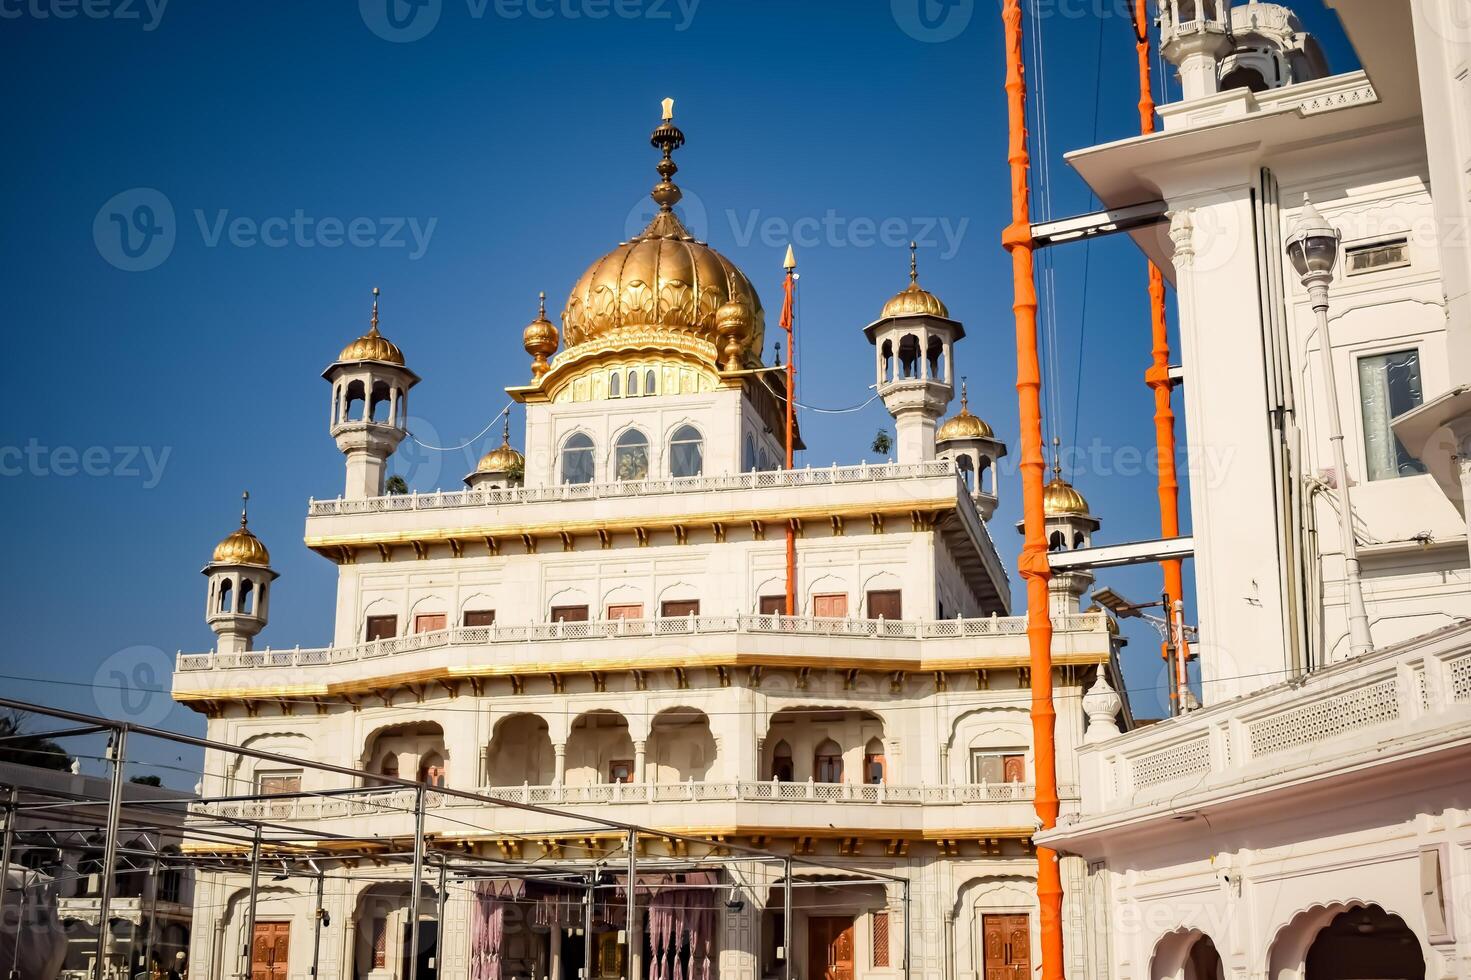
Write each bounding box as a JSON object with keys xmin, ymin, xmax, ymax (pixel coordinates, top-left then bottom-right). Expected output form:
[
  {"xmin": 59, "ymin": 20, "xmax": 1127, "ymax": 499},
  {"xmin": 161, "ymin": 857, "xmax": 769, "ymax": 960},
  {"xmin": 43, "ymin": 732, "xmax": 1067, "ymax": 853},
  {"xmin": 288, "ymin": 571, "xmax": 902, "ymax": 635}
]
[
  {"xmin": 970, "ymin": 751, "xmax": 1026, "ymax": 784},
  {"xmin": 669, "ymin": 424, "xmax": 704, "ymax": 478},
  {"xmin": 1358, "ymin": 349, "xmax": 1428, "ymax": 481},
  {"xmin": 614, "ymin": 429, "xmax": 650, "ymax": 481},
  {"xmin": 609, "ymin": 372, "xmax": 621, "ymax": 398},
  {"xmin": 627, "ymin": 370, "xmax": 639, "ymax": 396},
  {"xmin": 645, "ymin": 369, "xmax": 657, "ymax": 395},
  {"xmin": 561, "ymin": 432, "xmax": 596, "ymax": 485}
]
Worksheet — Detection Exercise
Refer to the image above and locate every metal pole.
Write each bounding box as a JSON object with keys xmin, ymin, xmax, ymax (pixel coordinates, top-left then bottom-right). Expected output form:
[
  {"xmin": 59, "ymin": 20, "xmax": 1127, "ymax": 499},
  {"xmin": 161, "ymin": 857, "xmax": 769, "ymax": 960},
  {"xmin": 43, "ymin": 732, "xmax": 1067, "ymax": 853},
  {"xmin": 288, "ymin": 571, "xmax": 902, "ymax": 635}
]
[
  {"xmin": 583, "ymin": 874, "xmax": 594, "ymax": 980},
  {"xmin": 142, "ymin": 857, "xmax": 161, "ymax": 978},
  {"xmin": 625, "ymin": 830, "xmax": 636, "ymax": 980},
  {"xmin": 408, "ymin": 785, "xmax": 427, "ymax": 980},
  {"xmin": 94, "ymin": 726, "xmax": 128, "ymax": 980},
  {"xmin": 436, "ymin": 856, "xmax": 448, "ymax": 977},
  {"xmin": 782, "ymin": 858, "xmax": 793, "ymax": 980},
  {"xmin": 901, "ymin": 877, "xmax": 912, "ymax": 980},
  {"xmin": 1310, "ymin": 284, "xmax": 1375, "ymax": 657},
  {"xmin": 241, "ymin": 824, "xmax": 263, "ymax": 980},
  {"xmin": 0, "ymin": 787, "xmax": 16, "ymax": 947},
  {"xmin": 310, "ymin": 867, "xmax": 325, "ymax": 979}
]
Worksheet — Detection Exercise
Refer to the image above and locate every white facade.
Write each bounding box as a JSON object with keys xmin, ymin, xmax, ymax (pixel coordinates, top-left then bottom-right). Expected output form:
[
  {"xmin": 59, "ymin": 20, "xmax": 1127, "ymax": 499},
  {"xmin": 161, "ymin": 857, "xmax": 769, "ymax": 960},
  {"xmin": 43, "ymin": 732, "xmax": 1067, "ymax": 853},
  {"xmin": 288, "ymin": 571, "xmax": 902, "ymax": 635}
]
[{"xmin": 1045, "ymin": 1, "xmax": 1471, "ymax": 977}]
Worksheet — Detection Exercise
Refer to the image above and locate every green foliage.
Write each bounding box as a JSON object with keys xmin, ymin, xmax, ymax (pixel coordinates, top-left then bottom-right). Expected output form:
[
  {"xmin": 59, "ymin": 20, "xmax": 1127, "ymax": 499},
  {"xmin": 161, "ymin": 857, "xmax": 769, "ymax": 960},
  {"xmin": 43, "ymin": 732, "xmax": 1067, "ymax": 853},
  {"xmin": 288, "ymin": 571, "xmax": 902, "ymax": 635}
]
[
  {"xmin": 385, "ymin": 475, "xmax": 409, "ymax": 495},
  {"xmin": 129, "ymin": 775, "xmax": 163, "ymax": 787},
  {"xmin": 0, "ymin": 712, "xmax": 74, "ymax": 772},
  {"xmin": 871, "ymin": 429, "xmax": 893, "ymax": 457}
]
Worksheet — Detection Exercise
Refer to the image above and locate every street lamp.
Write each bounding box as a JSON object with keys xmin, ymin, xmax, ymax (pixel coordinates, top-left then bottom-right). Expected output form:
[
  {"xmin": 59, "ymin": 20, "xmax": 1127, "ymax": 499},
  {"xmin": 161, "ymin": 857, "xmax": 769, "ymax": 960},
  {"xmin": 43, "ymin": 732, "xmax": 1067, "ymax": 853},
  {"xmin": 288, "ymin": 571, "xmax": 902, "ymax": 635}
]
[{"xmin": 1286, "ymin": 195, "xmax": 1374, "ymax": 658}]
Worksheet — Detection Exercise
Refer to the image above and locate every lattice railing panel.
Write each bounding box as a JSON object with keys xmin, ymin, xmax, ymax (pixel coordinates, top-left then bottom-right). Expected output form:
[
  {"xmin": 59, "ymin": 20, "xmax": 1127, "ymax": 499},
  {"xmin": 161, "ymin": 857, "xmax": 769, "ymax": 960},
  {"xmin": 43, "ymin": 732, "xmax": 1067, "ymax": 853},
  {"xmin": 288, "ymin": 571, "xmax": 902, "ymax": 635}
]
[
  {"xmin": 1130, "ymin": 736, "xmax": 1211, "ymax": 789},
  {"xmin": 1247, "ymin": 677, "xmax": 1399, "ymax": 759}
]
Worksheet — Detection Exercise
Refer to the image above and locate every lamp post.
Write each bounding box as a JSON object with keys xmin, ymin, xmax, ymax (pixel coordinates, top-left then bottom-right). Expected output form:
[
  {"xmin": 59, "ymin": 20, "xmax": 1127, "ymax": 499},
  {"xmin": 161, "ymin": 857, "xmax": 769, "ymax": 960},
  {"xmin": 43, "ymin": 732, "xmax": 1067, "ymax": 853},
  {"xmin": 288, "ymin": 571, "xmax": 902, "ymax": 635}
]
[{"xmin": 1286, "ymin": 196, "xmax": 1374, "ymax": 659}]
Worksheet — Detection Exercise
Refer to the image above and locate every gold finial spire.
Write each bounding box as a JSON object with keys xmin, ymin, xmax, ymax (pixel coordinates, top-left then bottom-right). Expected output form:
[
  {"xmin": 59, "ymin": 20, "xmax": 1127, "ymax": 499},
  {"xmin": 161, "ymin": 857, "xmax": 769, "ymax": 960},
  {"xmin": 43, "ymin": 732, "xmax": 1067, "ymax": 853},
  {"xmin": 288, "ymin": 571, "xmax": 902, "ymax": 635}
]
[
  {"xmin": 909, "ymin": 240, "xmax": 919, "ymax": 284},
  {"xmin": 649, "ymin": 98, "xmax": 686, "ymax": 214},
  {"xmin": 960, "ymin": 376, "xmax": 969, "ymax": 411},
  {"xmin": 502, "ymin": 412, "xmax": 511, "ymax": 445},
  {"xmin": 1052, "ymin": 436, "xmax": 1063, "ymax": 479},
  {"xmin": 784, "ymin": 244, "xmax": 796, "ymax": 271},
  {"xmin": 369, "ymin": 287, "xmax": 381, "ymax": 336},
  {"xmin": 240, "ymin": 490, "xmax": 250, "ymax": 528},
  {"xmin": 538, "ymin": 290, "xmax": 546, "ymax": 317}
]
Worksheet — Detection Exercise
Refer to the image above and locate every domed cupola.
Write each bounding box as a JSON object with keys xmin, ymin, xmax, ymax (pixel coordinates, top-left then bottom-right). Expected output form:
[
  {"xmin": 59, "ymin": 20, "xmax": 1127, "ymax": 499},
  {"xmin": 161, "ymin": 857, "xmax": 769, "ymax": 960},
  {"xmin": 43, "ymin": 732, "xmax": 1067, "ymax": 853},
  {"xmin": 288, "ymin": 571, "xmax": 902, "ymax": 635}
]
[
  {"xmin": 533, "ymin": 100, "xmax": 765, "ymax": 394},
  {"xmin": 1018, "ymin": 443, "xmax": 1102, "ymax": 615},
  {"xmin": 464, "ymin": 416, "xmax": 525, "ymax": 490},
  {"xmin": 202, "ymin": 492, "xmax": 278, "ymax": 654},
  {"xmin": 935, "ymin": 379, "xmax": 1008, "ymax": 520}
]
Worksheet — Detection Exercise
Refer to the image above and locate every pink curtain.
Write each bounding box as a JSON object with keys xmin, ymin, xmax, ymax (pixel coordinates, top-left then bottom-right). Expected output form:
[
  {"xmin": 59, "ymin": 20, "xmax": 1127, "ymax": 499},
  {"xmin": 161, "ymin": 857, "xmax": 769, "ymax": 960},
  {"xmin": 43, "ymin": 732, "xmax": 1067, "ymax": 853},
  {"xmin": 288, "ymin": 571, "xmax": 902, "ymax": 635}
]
[
  {"xmin": 646, "ymin": 876, "xmax": 716, "ymax": 980},
  {"xmin": 469, "ymin": 882, "xmax": 506, "ymax": 980}
]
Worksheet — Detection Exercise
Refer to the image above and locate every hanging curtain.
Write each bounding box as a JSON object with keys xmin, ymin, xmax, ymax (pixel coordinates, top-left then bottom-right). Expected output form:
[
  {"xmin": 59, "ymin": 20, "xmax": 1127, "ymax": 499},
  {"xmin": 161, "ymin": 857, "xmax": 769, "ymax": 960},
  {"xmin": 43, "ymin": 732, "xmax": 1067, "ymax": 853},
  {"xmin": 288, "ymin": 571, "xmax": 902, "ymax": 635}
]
[
  {"xmin": 469, "ymin": 882, "xmax": 506, "ymax": 980},
  {"xmin": 644, "ymin": 874, "xmax": 716, "ymax": 980}
]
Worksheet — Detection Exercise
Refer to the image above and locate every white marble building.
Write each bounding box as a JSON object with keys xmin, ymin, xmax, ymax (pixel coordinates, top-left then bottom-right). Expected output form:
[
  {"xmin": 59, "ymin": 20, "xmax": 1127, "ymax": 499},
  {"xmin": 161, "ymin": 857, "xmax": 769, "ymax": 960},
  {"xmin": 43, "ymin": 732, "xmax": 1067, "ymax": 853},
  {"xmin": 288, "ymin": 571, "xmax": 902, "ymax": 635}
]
[
  {"xmin": 170, "ymin": 107, "xmax": 1123, "ymax": 980},
  {"xmin": 1041, "ymin": 1, "xmax": 1471, "ymax": 977}
]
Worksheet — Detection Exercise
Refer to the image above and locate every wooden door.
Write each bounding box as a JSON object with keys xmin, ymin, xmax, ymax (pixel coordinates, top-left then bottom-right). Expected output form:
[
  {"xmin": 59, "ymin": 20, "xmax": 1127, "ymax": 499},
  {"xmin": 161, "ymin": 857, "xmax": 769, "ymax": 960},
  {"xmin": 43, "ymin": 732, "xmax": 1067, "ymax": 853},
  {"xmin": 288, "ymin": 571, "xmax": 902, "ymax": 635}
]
[
  {"xmin": 606, "ymin": 604, "xmax": 643, "ymax": 620},
  {"xmin": 813, "ymin": 594, "xmax": 848, "ymax": 618},
  {"xmin": 251, "ymin": 922, "xmax": 289, "ymax": 980},
  {"xmin": 865, "ymin": 590, "xmax": 902, "ymax": 620},
  {"xmin": 981, "ymin": 914, "xmax": 1029, "ymax": 980},
  {"xmin": 1002, "ymin": 755, "xmax": 1025, "ymax": 784},
  {"xmin": 550, "ymin": 605, "xmax": 589, "ymax": 622},
  {"xmin": 807, "ymin": 916, "xmax": 855, "ymax": 980},
  {"xmin": 414, "ymin": 613, "xmax": 447, "ymax": 634},
  {"xmin": 660, "ymin": 599, "xmax": 700, "ymax": 617}
]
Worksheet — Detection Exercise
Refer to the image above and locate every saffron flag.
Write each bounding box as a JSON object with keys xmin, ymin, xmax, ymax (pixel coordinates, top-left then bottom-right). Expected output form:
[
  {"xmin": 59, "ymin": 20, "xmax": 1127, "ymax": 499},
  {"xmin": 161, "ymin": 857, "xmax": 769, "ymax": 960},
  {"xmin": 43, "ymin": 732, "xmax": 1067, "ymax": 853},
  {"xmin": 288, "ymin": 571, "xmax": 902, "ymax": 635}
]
[{"xmin": 780, "ymin": 272, "xmax": 794, "ymax": 334}]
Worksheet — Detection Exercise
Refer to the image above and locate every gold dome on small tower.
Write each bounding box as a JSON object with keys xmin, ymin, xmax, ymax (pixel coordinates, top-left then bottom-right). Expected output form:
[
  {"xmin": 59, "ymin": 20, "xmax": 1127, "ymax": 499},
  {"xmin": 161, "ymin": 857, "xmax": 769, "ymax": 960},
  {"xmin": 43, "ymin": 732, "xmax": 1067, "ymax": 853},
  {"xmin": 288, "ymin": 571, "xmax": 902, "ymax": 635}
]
[
  {"xmin": 880, "ymin": 242, "xmax": 950, "ymax": 320},
  {"xmin": 211, "ymin": 492, "xmax": 271, "ymax": 566},
  {"xmin": 522, "ymin": 292, "xmax": 559, "ymax": 378},
  {"xmin": 1043, "ymin": 450, "xmax": 1092, "ymax": 517},
  {"xmin": 937, "ymin": 379, "xmax": 994, "ymax": 442},
  {"xmin": 338, "ymin": 287, "xmax": 406, "ymax": 366},
  {"xmin": 474, "ymin": 417, "xmax": 525, "ymax": 474}
]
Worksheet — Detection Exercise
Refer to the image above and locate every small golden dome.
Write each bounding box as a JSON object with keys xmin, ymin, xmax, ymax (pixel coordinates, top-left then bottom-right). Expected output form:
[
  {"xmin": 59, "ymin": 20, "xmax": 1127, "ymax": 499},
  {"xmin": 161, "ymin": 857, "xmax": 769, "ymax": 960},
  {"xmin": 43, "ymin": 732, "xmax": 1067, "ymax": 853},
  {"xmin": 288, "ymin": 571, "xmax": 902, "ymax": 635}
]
[
  {"xmin": 1043, "ymin": 476, "xmax": 1091, "ymax": 517},
  {"xmin": 211, "ymin": 493, "xmax": 271, "ymax": 566},
  {"xmin": 936, "ymin": 381, "xmax": 994, "ymax": 442},
  {"xmin": 338, "ymin": 288, "xmax": 406, "ymax": 366},
  {"xmin": 880, "ymin": 242, "xmax": 950, "ymax": 320},
  {"xmin": 523, "ymin": 292, "xmax": 560, "ymax": 378},
  {"xmin": 475, "ymin": 419, "xmax": 524, "ymax": 474},
  {"xmin": 558, "ymin": 104, "xmax": 765, "ymax": 368}
]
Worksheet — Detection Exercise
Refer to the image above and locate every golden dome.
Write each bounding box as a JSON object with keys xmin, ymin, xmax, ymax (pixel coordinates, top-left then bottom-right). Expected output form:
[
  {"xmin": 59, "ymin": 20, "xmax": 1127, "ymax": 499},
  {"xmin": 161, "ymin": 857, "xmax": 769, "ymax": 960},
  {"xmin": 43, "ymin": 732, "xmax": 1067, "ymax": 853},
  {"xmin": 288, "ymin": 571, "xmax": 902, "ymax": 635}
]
[
  {"xmin": 338, "ymin": 288, "xmax": 405, "ymax": 366},
  {"xmin": 1043, "ymin": 476, "xmax": 1091, "ymax": 517},
  {"xmin": 557, "ymin": 105, "xmax": 765, "ymax": 368},
  {"xmin": 936, "ymin": 382, "xmax": 994, "ymax": 442},
  {"xmin": 475, "ymin": 419, "xmax": 524, "ymax": 474},
  {"xmin": 211, "ymin": 493, "xmax": 271, "ymax": 566},
  {"xmin": 880, "ymin": 242, "xmax": 950, "ymax": 320}
]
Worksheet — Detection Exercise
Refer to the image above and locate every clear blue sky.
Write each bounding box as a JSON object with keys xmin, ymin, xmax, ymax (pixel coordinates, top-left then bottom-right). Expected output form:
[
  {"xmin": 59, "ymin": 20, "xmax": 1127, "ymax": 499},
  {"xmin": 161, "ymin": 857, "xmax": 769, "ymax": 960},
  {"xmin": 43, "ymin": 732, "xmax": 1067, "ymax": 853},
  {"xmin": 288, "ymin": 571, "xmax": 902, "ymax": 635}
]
[{"xmin": 0, "ymin": 0, "xmax": 1358, "ymax": 784}]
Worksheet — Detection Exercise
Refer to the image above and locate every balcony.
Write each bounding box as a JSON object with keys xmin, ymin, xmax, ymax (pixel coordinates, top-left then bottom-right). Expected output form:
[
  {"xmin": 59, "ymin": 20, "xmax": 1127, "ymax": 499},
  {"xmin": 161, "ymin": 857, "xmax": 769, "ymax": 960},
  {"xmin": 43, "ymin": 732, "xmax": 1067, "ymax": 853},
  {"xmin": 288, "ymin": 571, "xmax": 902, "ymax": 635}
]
[
  {"xmin": 172, "ymin": 613, "xmax": 1112, "ymax": 699},
  {"xmin": 191, "ymin": 780, "xmax": 1078, "ymax": 840},
  {"xmin": 1047, "ymin": 621, "xmax": 1471, "ymax": 849}
]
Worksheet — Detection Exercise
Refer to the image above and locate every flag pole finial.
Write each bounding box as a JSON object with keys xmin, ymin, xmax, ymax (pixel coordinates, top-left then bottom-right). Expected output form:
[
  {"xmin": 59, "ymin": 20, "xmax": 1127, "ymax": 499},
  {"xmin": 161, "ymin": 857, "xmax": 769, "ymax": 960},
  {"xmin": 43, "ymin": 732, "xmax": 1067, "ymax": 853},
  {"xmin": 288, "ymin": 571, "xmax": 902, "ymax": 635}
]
[
  {"xmin": 909, "ymin": 240, "xmax": 919, "ymax": 283},
  {"xmin": 649, "ymin": 98, "xmax": 686, "ymax": 214},
  {"xmin": 783, "ymin": 244, "xmax": 796, "ymax": 271}
]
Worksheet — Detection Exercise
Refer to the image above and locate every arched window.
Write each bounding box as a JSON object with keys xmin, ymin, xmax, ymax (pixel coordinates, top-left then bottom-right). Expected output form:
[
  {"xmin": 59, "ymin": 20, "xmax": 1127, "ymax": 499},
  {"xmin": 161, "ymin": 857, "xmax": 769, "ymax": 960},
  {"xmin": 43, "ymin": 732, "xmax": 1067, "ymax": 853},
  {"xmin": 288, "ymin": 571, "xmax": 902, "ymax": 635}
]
[
  {"xmin": 645, "ymin": 369, "xmax": 657, "ymax": 395},
  {"xmin": 743, "ymin": 435, "xmax": 757, "ymax": 473},
  {"xmin": 956, "ymin": 454, "xmax": 975, "ymax": 492},
  {"xmin": 758, "ymin": 448, "xmax": 772, "ymax": 471},
  {"xmin": 863, "ymin": 737, "xmax": 886, "ymax": 785},
  {"xmin": 560, "ymin": 433, "xmax": 595, "ymax": 485},
  {"xmin": 239, "ymin": 578, "xmax": 255, "ymax": 615},
  {"xmin": 669, "ymin": 425, "xmax": 704, "ymax": 478},
  {"xmin": 609, "ymin": 372, "xmax": 621, "ymax": 398},
  {"xmin": 771, "ymin": 740, "xmax": 793, "ymax": 782},
  {"xmin": 380, "ymin": 753, "xmax": 399, "ymax": 779},
  {"xmin": 1049, "ymin": 531, "xmax": 1066, "ymax": 553},
  {"xmin": 614, "ymin": 429, "xmax": 650, "ymax": 482},
  {"xmin": 978, "ymin": 456, "xmax": 992, "ymax": 494},
  {"xmin": 1074, "ymin": 531, "xmax": 1087, "ymax": 549},
  {"xmin": 814, "ymin": 739, "xmax": 843, "ymax": 783},
  {"xmin": 218, "ymin": 579, "xmax": 233, "ymax": 614},
  {"xmin": 418, "ymin": 751, "xmax": 445, "ymax": 787},
  {"xmin": 627, "ymin": 369, "xmax": 640, "ymax": 397}
]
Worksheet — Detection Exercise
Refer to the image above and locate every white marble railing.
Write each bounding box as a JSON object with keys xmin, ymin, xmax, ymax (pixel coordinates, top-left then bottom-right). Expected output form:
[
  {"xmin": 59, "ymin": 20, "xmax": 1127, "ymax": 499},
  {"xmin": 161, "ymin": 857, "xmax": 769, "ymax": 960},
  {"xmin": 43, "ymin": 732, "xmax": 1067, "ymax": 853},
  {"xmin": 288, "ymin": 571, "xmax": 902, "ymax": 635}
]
[
  {"xmin": 306, "ymin": 461, "xmax": 959, "ymax": 516},
  {"xmin": 1083, "ymin": 628, "xmax": 1471, "ymax": 813},
  {"xmin": 176, "ymin": 612, "xmax": 1107, "ymax": 672},
  {"xmin": 190, "ymin": 781, "xmax": 1079, "ymax": 822}
]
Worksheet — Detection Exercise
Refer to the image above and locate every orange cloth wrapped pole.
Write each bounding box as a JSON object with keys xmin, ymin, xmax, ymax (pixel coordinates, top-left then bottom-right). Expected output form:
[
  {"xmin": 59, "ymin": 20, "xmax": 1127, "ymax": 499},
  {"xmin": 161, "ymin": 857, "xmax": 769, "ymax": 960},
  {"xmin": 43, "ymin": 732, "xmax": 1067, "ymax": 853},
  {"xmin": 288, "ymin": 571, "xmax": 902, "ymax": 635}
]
[
  {"xmin": 782, "ymin": 247, "xmax": 798, "ymax": 615},
  {"xmin": 1134, "ymin": 0, "xmax": 1190, "ymax": 709},
  {"xmin": 1000, "ymin": 0, "xmax": 1064, "ymax": 975}
]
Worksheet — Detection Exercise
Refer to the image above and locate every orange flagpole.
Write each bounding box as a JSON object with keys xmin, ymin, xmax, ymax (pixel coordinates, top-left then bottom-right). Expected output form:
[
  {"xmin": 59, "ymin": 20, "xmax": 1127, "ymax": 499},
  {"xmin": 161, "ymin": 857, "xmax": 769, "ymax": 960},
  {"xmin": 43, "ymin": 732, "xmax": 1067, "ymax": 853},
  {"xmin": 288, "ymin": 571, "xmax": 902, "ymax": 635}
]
[
  {"xmin": 782, "ymin": 246, "xmax": 798, "ymax": 616},
  {"xmin": 1133, "ymin": 0, "xmax": 1190, "ymax": 709},
  {"xmin": 1000, "ymin": 1, "xmax": 1064, "ymax": 976}
]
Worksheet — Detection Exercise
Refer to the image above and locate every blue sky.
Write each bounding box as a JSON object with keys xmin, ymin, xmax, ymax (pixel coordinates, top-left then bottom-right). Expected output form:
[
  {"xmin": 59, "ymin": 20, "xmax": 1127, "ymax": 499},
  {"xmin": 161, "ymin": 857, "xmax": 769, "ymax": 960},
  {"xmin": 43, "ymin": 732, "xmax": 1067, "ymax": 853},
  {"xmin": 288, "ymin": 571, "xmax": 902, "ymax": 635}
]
[{"xmin": 0, "ymin": 0, "xmax": 1358, "ymax": 783}]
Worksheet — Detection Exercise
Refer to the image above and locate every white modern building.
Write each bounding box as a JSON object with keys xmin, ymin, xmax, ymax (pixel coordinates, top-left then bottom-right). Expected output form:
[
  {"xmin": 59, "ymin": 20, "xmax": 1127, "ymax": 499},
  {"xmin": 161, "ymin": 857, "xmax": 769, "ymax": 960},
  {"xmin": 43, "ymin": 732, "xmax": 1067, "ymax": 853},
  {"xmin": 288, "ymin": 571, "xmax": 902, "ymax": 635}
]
[
  {"xmin": 1041, "ymin": 1, "xmax": 1471, "ymax": 977},
  {"xmin": 170, "ymin": 107, "xmax": 1126, "ymax": 980}
]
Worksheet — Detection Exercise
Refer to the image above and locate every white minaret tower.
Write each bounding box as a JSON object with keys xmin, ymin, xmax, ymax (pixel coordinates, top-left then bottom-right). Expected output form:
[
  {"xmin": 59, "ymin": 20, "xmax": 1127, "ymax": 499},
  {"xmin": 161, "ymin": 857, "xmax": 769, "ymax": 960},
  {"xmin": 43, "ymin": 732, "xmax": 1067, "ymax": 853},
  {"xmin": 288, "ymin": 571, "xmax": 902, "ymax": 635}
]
[
  {"xmin": 935, "ymin": 378, "xmax": 1009, "ymax": 520},
  {"xmin": 865, "ymin": 243, "xmax": 962, "ymax": 464},
  {"xmin": 202, "ymin": 492, "xmax": 278, "ymax": 654},
  {"xmin": 1158, "ymin": 0, "xmax": 1233, "ymax": 100},
  {"xmin": 323, "ymin": 288, "xmax": 420, "ymax": 499},
  {"xmin": 1017, "ymin": 444, "xmax": 1103, "ymax": 615}
]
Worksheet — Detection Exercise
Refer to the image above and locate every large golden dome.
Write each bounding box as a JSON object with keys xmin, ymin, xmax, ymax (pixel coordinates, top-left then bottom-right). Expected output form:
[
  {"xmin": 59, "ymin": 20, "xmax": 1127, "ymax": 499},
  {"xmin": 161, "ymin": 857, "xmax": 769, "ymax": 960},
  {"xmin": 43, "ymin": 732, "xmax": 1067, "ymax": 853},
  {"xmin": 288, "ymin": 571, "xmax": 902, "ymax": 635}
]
[
  {"xmin": 338, "ymin": 288, "xmax": 405, "ymax": 366},
  {"xmin": 558, "ymin": 105, "xmax": 765, "ymax": 368}
]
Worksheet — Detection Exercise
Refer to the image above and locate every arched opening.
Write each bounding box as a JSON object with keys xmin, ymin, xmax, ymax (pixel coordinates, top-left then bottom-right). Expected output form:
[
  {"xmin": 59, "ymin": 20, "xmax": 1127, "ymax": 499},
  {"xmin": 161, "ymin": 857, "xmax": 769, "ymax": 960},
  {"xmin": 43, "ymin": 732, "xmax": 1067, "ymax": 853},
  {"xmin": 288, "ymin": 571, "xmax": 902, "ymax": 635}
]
[
  {"xmin": 485, "ymin": 713, "xmax": 555, "ymax": 787},
  {"xmin": 647, "ymin": 708, "xmax": 716, "ymax": 783},
  {"xmin": 880, "ymin": 339, "xmax": 894, "ymax": 382},
  {"xmin": 898, "ymin": 334, "xmax": 920, "ymax": 378},
  {"xmin": 956, "ymin": 453, "xmax": 975, "ymax": 491},
  {"xmin": 627, "ymin": 369, "xmax": 640, "ymax": 397},
  {"xmin": 239, "ymin": 578, "xmax": 255, "ymax": 616},
  {"xmin": 978, "ymin": 456, "xmax": 993, "ymax": 494},
  {"xmin": 352, "ymin": 881, "xmax": 439, "ymax": 980},
  {"xmin": 926, "ymin": 334, "xmax": 945, "ymax": 380},
  {"xmin": 566, "ymin": 711, "xmax": 634, "ymax": 785},
  {"xmin": 380, "ymin": 753, "xmax": 400, "ymax": 780},
  {"xmin": 645, "ymin": 368, "xmax": 658, "ymax": 395},
  {"xmin": 1222, "ymin": 65, "xmax": 1270, "ymax": 93},
  {"xmin": 1048, "ymin": 530, "xmax": 1066, "ymax": 553},
  {"xmin": 418, "ymin": 750, "xmax": 445, "ymax": 787},
  {"xmin": 669, "ymin": 424, "xmax": 704, "ymax": 478},
  {"xmin": 369, "ymin": 380, "xmax": 393, "ymax": 423},
  {"xmin": 743, "ymin": 434, "xmax": 757, "ymax": 473},
  {"xmin": 863, "ymin": 736, "xmax": 886, "ymax": 785},
  {"xmin": 609, "ymin": 371, "xmax": 621, "ymax": 398},
  {"xmin": 1305, "ymin": 906, "xmax": 1424, "ymax": 979},
  {"xmin": 218, "ymin": 578, "xmax": 233, "ymax": 614},
  {"xmin": 770, "ymin": 740, "xmax": 794, "ymax": 781},
  {"xmin": 560, "ymin": 432, "xmax": 595, "ymax": 485},
  {"xmin": 364, "ymin": 721, "xmax": 446, "ymax": 788},
  {"xmin": 814, "ymin": 739, "xmax": 843, "ymax": 783},
  {"xmin": 345, "ymin": 379, "xmax": 366, "ymax": 421},
  {"xmin": 614, "ymin": 429, "xmax": 650, "ymax": 482},
  {"xmin": 758, "ymin": 447, "xmax": 772, "ymax": 471},
  {"xmin": 1073, "ymin": 531, "xmax": 1088, "ymax": 549}
]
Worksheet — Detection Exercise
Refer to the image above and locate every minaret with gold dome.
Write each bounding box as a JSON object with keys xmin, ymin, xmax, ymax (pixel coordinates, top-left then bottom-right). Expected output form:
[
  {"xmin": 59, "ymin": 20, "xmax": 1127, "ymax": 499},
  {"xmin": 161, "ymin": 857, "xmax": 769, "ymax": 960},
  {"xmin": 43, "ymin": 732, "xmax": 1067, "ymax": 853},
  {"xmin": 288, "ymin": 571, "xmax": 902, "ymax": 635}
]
[
  {"xmin": 464, "ymin": 415, "xmax": 525, "ymax": 490},
  {"xmin": 1018, "ymin": 441, "xmax": 1102, "ymax": 614},
  {"xmin": 866, "ymin": 242, "xmax": 962, "ymax": 464},
  {"xmin": 202, "ymin": 492, "xmax": 278, "ymax": 654},
  {"xmin": 323, "ymin": 288, "xmax": 421, "ymax": 499},
  {"xmin": 935, "ymin": 378, "xmax": 1008, "ymax": 520}
]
